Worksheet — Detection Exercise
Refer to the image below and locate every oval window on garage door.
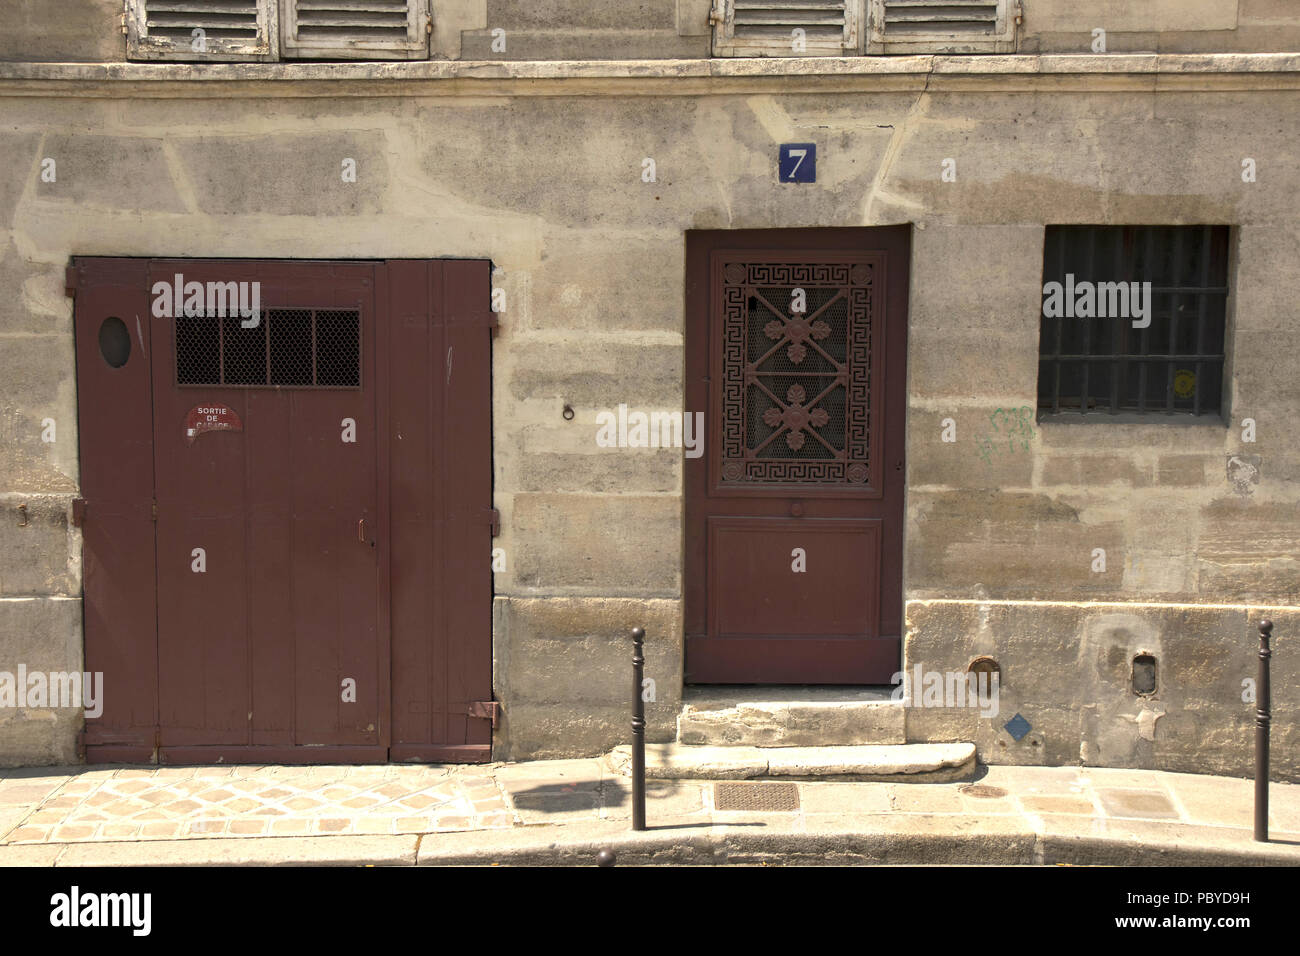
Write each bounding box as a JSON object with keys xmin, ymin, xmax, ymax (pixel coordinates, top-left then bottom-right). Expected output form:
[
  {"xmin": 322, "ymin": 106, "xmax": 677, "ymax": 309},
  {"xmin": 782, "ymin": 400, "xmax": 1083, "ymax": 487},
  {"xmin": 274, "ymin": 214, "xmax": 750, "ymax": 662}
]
[{"xmin": 98, "ymin": 316, "xmax": 131, "ymax": 368}]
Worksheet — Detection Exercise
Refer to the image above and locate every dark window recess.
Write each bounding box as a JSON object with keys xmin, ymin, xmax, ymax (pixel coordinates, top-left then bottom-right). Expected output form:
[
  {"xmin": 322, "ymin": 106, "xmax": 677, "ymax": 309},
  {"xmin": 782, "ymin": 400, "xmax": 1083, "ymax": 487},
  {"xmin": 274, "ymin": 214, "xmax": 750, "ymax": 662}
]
[
  {"xmin": 176, "ymin": 308, "xmax": 361, "ymax": 388},
  {"xmin": 1037, "ymin": 225, "xmax": 1230, "ymax": 419}
]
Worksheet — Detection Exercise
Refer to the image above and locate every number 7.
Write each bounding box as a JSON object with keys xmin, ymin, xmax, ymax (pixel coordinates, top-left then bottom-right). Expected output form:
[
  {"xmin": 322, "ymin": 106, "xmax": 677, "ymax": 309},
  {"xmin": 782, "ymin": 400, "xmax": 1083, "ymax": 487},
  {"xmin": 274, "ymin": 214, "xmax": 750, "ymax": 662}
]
[{"xmin": 787, "ymin": 149, "xmax": 807, "ymax": 178}]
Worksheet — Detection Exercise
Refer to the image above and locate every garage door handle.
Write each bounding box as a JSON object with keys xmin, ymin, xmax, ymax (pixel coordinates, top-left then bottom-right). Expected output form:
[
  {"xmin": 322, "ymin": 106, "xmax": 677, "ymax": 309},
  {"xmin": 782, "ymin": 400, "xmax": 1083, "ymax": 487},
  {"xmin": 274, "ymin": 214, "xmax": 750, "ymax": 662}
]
[{"xmin": 358, "ymin": 517, "xmax": 374, "ymax": 547}]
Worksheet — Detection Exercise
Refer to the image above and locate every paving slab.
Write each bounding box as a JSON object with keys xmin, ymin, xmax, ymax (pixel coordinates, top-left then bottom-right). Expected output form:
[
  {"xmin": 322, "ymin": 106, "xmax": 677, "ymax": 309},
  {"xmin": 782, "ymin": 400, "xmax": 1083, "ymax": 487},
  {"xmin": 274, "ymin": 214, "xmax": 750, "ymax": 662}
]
[
  {"xmin": 600, "ymin": 780, "xmax": 708, "ymax": 821},
  {"xmin": 0, "ymin": 757, "xmax": 1296, "ymax": 866},
  {"xmin": 797, "ymin": 782, "xmax": 893, "ymax": 815},
  {"xmin": 1096, "ymin": 788, "xmax": 1182, "ymax": 820},
  {"xmin": 1019, "ymin": 794, "xmax": 1099, "ymax": 815},
  {"xmin": 53, "ymin": 835, "xmax": 420, "ymax": 867}
]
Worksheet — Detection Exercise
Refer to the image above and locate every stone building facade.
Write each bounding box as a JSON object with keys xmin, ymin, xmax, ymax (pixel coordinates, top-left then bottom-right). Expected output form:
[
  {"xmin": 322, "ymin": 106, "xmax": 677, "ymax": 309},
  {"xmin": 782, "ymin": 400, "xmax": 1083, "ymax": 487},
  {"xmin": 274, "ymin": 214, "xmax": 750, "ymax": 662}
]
[{"xmin": 0, "ymin": 1, "xmax": 1296, "ymax": 778}]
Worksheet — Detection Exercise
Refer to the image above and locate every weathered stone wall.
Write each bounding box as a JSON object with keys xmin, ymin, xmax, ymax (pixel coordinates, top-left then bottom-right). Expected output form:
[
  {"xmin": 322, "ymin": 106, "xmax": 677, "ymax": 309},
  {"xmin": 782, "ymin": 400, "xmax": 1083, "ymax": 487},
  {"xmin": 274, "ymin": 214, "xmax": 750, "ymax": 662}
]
[
  {"xmin": 0, "ymin": 1, "xmax": 125, "ymax": 63},
  {"xmin": 0, "ymin": 59, "xmax": 1296, "ymax": 773},
  {"xmin": 5, "ymin": 1, "xmax": 1300, "ymax": 63}
]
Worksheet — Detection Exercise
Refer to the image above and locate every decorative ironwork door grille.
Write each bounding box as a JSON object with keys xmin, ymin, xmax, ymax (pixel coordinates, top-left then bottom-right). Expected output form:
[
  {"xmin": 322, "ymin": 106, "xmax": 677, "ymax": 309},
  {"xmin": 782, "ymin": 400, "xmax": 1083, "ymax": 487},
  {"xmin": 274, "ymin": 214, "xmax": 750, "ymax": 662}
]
[{"xmin": 714, "ymin": 256, "xmax": 882, "ymax": 496}]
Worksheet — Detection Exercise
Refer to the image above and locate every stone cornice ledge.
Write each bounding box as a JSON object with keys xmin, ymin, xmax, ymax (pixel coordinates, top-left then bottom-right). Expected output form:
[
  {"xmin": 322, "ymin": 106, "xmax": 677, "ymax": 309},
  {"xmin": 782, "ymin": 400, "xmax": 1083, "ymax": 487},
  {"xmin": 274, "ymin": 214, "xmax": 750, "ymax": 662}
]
[{"xmin": 1, "ymin": 53, "xmax": 1299, "ymax": 96}]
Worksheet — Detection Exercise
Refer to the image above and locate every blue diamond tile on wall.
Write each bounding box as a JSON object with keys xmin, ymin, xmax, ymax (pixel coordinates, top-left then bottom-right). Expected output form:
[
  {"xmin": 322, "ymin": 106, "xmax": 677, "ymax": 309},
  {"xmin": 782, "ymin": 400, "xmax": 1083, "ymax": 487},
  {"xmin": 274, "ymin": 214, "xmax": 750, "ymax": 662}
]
[{"xmin": 1004, "ymin": 713, "xmax": 1032, "ymax": 741}]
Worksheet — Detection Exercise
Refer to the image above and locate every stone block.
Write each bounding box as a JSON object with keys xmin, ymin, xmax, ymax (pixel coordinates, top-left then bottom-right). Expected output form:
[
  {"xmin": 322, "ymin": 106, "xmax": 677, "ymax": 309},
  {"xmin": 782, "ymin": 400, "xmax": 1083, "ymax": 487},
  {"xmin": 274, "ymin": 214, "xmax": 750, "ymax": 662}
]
[{"xmin": 510, "ymin": 494, "xmax": 679, "ymax": 592}]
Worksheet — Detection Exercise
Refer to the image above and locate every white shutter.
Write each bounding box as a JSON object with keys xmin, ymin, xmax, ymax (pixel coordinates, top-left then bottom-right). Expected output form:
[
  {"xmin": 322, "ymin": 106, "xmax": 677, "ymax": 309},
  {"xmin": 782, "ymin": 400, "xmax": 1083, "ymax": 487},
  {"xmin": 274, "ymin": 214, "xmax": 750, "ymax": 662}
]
[
  {"xmin": 126, "ymin": 0, "xmax": 278, "ymax": 61},
  {"xmin": 714, "ymin": 1, "xmax": 862, "ymax": 57},
  {"xmin": 868, "ymin": 0, "xmax": 1018, "ymax": 53},
  {"xmin": 279, "ymin": 0, "xmax": 430, "ymax": 59}
]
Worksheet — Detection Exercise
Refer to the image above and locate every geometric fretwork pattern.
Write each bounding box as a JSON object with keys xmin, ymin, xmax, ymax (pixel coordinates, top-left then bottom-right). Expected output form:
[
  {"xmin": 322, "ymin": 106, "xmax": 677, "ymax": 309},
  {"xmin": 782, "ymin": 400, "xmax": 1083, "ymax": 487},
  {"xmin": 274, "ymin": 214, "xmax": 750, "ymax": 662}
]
[{"xmin": 720, "ymin": 261, "xmax": 872, "ymax": 484}]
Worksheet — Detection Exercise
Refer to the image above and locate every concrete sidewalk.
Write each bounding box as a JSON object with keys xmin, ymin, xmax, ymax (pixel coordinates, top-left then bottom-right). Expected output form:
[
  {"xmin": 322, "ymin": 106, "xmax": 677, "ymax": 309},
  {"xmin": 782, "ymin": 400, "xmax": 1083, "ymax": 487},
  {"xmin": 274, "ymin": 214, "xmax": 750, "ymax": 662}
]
[{"xmin": 1, "ymin": 758, "xmax": 1298, "ymax": 866}]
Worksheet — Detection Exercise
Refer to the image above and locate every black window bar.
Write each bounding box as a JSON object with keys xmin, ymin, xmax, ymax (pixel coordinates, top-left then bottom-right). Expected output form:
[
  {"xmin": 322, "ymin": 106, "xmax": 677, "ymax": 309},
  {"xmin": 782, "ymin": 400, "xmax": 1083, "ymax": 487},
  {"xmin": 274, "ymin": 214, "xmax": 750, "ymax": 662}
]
[{"xmin": 1037, "ymin": 225, "xmax": 1230, "ymax": 420}]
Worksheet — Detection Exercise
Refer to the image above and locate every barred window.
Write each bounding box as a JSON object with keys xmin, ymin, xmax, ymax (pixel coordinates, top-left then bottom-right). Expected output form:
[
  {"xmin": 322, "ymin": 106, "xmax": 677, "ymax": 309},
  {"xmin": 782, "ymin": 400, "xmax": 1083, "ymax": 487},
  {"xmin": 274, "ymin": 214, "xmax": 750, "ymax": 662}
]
[{"xmin": 1037, "ymin": 225, "xmax": 1231, "ymax": 420}]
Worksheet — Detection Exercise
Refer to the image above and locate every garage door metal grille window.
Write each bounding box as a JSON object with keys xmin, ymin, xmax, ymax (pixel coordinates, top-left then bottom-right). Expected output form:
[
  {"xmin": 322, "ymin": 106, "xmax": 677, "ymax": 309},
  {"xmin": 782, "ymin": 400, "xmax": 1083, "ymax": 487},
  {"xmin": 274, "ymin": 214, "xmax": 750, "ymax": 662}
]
[
  {"xmin": 721, "ymin": 261, "xmax": 872, "ymax": 483},
  {"xmin": 1037, "ymin": 226, "xmax": 1231, "ymax": 420},
  {"xmin": 176, "ymin": 308, "xmax": 362, "ymax": 388}
]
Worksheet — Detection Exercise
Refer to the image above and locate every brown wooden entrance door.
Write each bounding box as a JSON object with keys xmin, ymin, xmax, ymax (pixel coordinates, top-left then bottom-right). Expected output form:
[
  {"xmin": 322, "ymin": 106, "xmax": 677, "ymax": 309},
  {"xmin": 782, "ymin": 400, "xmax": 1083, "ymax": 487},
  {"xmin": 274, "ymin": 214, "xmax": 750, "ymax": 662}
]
[
  {"xmin": 71, "ymin": 258, "xmax": 495, "ymax": 763},
  {"xmin": 684, "ymin": 228, "xmax": 910, "ymax": 684}
]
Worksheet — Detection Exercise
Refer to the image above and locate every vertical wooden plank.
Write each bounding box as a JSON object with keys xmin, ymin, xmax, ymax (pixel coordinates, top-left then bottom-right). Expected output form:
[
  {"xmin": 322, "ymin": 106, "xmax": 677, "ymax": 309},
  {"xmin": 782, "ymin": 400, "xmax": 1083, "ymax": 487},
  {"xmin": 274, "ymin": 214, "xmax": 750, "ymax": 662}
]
[
  {"xmin": 387, "ymin": 259, "xmax": 436, "ymax": 753},
  {"xmin": 151, "ymin": 262, "xmax": 251, "ymax": 746},
  {"xmin": 74, "ymin": 258, "xmax": 159, "ymax": 760},
  {"xmin": 440, "ymin": 259, "xmax": 494, "ymax": 748},
  {"xmin": 387, "ymin": 259, "xmax": 493, "ymax": 760}
]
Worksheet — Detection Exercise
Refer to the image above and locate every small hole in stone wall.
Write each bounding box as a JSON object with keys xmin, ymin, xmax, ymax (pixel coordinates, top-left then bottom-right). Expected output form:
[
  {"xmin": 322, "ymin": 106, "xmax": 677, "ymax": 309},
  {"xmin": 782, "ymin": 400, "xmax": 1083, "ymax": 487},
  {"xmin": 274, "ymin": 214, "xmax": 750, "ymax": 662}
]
[
  {"xmin": 1132, "ymin": 654, "xmax": 1158, "ymax": 695},
  {"xmin": 562, "ymin": 404, "xmax": 575, "ymax": 421},
  {"xmin": 968, "ymin": 656, "xmax": 1001, "ymax": 683}
]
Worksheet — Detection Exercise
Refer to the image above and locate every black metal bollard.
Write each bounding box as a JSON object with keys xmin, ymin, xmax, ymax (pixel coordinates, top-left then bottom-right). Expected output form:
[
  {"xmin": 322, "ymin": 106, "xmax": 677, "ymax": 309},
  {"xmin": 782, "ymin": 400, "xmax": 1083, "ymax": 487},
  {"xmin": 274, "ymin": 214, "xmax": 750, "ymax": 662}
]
[
  {"xmin": 631, "ymin": 626, "xmax": 647, "ymax": 832},
  {"xmin": 1255, "ymin": 619, "xmax": 1273, "ymax": 842}
]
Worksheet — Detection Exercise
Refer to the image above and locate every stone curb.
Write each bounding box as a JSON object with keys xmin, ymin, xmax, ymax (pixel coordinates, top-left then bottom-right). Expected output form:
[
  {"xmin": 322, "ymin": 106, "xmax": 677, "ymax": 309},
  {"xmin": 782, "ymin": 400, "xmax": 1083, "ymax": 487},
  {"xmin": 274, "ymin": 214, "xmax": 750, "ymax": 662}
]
[
  {"xmin": 4, "ymin": 819, "xmax": 1296, "ymax": 867},
  {"xmin": 0, "ymin": 835, "xmax": 420, "ymax": 867}
]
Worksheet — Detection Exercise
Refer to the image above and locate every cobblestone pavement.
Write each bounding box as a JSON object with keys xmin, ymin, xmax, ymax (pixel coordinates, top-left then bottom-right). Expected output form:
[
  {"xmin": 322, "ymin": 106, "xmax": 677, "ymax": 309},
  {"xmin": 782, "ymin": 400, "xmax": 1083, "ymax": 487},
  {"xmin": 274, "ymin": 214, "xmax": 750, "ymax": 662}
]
[
  {"xmin": 1, "ymin": 759, "xmax": 1298, "ymax": 859},
  {"xmin": 0, "ymin": 764, "xmax": 511, "ymax": 844}
]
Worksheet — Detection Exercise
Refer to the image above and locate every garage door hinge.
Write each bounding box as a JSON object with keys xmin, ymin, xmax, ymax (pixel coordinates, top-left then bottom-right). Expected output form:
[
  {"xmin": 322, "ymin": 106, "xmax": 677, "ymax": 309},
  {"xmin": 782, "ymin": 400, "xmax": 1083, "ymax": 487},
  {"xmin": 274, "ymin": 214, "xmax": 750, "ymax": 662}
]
[
  {"xmin": 484, "ymin": 507, "xmax": 500, "ymax": 536},
  {"xmin": 152, "ymin": 499, "xmax": 158, "ymax": 521},
  {"xmin": 483, "ymin": 312, "xmax": 499, "ymax": 336},
  {"xmin": 65, "ymin": 266, "xmax": 78, "ymax": 298},
  {"xmin": 467, "ymin": 700, "xmax": 501, "ymax": 728}
]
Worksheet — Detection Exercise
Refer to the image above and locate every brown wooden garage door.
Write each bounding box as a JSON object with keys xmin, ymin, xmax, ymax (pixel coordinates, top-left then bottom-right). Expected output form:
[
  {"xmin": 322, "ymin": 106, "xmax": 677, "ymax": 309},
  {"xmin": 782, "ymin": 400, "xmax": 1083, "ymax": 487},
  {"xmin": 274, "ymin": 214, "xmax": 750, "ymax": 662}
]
[{"xmin": 70, "ymin": 258, "xmax": 495, "ymax": 763}]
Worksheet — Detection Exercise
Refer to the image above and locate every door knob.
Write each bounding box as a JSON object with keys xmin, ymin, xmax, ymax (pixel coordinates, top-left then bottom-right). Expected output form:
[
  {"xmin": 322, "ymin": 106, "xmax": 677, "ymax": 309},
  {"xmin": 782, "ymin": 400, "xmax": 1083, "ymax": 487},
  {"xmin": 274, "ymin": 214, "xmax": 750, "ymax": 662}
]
[{"xmin": 358, "ymin": 517, "xmax": 374, "ymax": 547}]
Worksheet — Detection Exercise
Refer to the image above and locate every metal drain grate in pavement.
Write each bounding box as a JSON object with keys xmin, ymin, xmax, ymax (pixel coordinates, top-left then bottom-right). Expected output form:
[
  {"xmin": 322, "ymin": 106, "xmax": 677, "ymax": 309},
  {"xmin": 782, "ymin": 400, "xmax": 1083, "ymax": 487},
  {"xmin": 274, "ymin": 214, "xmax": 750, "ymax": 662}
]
[{"xmin": 714, "ymin": 782, "xmax": 800, "ymax": 812}]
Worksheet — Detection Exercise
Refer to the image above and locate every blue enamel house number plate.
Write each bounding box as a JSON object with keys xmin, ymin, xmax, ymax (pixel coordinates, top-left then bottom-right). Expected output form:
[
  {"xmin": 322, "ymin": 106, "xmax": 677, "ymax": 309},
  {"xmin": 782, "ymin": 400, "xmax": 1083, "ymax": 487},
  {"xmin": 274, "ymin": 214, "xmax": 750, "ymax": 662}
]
[{"xmin": 779, "ymin": 143, "xmax": 817, "ymax": 183}]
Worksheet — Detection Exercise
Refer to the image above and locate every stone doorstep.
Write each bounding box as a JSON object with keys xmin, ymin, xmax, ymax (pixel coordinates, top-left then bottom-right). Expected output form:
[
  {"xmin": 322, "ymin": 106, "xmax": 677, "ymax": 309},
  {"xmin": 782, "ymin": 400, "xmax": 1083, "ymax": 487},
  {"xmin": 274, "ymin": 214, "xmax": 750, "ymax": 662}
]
[
  {"xmin": 676, "ymin": 690, "xmax": 905, "ymax": 748},
  {"xmin": 604, "ymin": 742, "xmax": 977, "ymax": 783}
]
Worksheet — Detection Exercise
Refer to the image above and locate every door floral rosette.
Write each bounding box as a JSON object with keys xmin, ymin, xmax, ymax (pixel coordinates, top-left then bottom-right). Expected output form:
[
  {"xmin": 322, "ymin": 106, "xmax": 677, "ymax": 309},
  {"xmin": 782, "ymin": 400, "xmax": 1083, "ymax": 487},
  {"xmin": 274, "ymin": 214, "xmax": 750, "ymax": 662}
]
[{"xmin": 717, "ymin": 259, "xmax": 875, "ymax": 490}]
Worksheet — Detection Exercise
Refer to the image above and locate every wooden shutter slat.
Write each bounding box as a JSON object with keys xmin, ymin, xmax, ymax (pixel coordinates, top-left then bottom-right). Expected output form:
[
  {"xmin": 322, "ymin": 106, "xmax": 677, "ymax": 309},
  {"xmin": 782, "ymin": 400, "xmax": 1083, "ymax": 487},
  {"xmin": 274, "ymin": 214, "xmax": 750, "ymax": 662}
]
[{"xmin": 281, "ymin": 0, "xmax": 429, "ymax": 59}]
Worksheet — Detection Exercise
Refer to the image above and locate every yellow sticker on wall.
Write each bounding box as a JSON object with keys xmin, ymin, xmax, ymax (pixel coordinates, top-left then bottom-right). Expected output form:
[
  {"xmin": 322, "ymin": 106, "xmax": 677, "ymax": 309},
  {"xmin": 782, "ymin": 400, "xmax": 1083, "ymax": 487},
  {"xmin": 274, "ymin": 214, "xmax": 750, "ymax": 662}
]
[{"xmin": 1173, "ymin": 369, "xmax": 1196, "ymax": 399}]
